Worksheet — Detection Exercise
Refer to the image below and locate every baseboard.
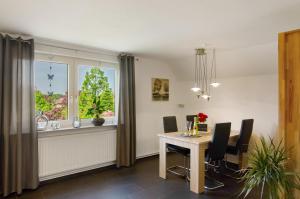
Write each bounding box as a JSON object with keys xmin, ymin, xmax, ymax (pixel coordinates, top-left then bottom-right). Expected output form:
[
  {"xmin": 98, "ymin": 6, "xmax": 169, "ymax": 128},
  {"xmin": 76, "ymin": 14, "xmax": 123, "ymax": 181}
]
[{"xmin": 136, "ymin": 152, "xmax": 159, "ymax": 159}]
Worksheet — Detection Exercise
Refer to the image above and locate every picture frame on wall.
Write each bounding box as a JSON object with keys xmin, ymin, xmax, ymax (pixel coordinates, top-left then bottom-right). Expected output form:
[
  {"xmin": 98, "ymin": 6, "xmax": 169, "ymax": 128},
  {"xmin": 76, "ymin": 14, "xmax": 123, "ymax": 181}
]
[{"xmin": 152, "ymin": 78, "xmax": 169, "ymax": 101}]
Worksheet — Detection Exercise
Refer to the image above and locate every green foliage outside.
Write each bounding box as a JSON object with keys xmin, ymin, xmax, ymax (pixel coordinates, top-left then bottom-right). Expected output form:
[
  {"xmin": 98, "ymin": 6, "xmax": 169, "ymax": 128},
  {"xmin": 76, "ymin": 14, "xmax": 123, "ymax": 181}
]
[
  {"xmin": 35, "ymin": 90, "xmax": 52, "ymax": 113},
  {"xmin": 79, "ymin": 68, "xmax": 114, "ymax": 119},
  {"xmin": 35, "ymin": 90, "xmax": 68, "ymax": 120}
]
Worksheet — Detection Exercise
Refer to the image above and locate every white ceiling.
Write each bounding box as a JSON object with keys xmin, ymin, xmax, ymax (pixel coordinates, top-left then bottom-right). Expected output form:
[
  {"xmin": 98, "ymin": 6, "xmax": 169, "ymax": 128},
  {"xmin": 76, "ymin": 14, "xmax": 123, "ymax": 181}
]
[{"xmin": 1, "ymin": 0, "xmax": 300, "ymax": 78}]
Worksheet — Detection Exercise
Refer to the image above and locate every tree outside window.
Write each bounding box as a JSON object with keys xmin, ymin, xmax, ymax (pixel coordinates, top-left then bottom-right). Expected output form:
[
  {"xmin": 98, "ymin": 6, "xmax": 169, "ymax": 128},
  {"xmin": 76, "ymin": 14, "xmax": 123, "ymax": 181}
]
[{"xmin": 79, "ymin": 67, "xmax": 114, "ymax": 119}]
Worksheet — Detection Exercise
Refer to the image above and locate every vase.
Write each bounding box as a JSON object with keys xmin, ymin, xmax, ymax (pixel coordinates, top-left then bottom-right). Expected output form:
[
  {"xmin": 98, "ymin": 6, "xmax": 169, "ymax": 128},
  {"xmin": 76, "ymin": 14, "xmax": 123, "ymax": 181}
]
[
  {"xmin": 198, "ymin": 123, "xmax": 207, "ymax": 132},
  {"xmin": 92, "ymin": 118, "xmax": 105, "ymax": 126},
  {"xmin": 73, "ymin": 116, "xmax": 81, "ymax": 128}
]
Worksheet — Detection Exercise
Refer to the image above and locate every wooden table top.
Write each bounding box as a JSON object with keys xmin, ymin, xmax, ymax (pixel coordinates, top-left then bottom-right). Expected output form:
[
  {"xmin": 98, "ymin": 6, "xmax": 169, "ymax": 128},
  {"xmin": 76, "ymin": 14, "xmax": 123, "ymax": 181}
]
[{"xmin": 158, "ymin": 130, "xmax": 239, "ymax": 145}]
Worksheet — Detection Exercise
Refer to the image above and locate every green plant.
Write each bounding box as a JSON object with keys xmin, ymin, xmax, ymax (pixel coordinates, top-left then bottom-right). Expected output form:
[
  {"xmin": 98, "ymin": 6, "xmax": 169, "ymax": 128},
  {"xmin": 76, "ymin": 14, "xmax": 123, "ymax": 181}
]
[
  {"xmin": 240, "ymin": 137, "xmax": 300, "ymax": 199},
  {"xmin": 79, "ymin": 68, "xmax": 114, "ymax": 119},
  {"xmin": 87, "ymin": 96, "xmax": 104, "ymax": 119}
]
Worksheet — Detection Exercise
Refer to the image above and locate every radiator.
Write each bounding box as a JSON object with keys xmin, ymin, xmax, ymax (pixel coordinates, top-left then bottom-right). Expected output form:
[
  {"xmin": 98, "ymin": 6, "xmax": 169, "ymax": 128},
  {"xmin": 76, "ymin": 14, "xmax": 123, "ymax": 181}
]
[{"xmin": 38, "ymin": 129, "xmax": 117, "ymax": 181}]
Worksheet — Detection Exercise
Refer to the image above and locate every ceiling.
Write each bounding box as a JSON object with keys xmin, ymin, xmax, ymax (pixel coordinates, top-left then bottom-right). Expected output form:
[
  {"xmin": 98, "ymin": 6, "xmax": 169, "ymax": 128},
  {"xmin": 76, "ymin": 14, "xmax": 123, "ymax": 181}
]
[{"xmin": 1, "ymin": 0, "xmax": 300, "ymax": 79}]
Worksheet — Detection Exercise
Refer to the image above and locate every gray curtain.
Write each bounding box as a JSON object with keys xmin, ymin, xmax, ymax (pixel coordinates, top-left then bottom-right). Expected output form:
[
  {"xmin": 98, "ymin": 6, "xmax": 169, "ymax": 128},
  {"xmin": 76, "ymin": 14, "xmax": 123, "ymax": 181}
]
[
  {"xmin": 116, "ymin": 54, "xmax": 136, "ymax": 167},
  {"xmin": 0, "ymin": 34, "xmax": 39, "ymax": 197}
]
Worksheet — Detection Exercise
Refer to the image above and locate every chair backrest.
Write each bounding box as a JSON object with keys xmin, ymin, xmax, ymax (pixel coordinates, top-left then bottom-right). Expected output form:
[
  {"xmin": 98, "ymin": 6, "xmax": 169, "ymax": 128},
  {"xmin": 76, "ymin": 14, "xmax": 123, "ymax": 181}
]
[
  {"xmin": 207, "ymin": 122, "xmax": 231, "ymax": 162},
  {"xmin": 236, "ymin": 119, "xmax": 254, "ymax": 153},
  {"xmin": 186, "ymin": 115, "xmax": 197, "ymax": 127},
  {"xmin": 163, "ymin": 116, "xmax": 178, "ymax": 133}
]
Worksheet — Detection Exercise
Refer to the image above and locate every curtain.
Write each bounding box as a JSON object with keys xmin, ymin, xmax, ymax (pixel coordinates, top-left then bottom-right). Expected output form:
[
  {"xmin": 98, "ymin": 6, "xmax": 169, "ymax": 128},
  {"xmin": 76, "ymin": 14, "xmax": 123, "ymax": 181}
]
[
  {"xmin": 0, "ymin": 34, "xmax": 39, "ymax": 196},
  {"xmin": 116, "ymin": 54, "xmax": 136, "ymax": 167}
]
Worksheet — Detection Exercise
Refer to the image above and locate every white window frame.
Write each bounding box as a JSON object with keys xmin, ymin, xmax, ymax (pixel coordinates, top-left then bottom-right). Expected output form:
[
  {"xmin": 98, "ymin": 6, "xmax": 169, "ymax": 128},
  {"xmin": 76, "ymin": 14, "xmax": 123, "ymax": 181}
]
[
  {"xmin": 35, "ymin": 54, "xmax": 119, "ymax": 128},
  {"xmin": 35, "ymin": 54, "xmax": 74, "ymax": 127}
]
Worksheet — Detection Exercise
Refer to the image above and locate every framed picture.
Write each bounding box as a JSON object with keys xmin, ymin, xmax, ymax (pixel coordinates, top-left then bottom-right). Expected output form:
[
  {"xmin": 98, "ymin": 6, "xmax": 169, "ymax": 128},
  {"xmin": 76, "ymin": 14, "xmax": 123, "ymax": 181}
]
[{"xmin": 152, "ymin": 78, "xmax": 169, "ymax": 101}]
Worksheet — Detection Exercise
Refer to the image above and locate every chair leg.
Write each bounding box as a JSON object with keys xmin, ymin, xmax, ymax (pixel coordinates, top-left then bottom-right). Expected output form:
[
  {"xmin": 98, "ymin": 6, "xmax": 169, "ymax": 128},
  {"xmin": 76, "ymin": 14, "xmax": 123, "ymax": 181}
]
[
  {"xmin": 224, "ymin": 154, "xmax": 244, "ymax": 180},
  {"xmin": 204, "ymin": 175, "xmax": 225, "ymax": 190},
  {"xmin": 204, "ymin": 160, "xmax": 225, "ymax": 190},
  {"xmin": 185, "ymin": 156, "xmax": 190, "ymax": 182},
  {"xmin": 167, "ymin": 166, "xmax": 186, "ymax": 177},
  {"xmin": 167, "ymin": 155, "xmax": 190, "ymax": 178},
  {"xmin": 205, "ymin": 160, "xmax": 221, "ymax": 173}
]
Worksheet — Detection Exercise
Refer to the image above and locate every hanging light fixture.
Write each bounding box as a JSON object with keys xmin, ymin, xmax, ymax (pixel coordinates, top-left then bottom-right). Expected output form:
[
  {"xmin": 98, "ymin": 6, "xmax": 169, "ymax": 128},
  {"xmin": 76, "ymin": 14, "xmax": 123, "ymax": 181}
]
[
  {"xmin": 210, "ymin": 49, "xmax": 220, "ymax": 88},
  {"xmin": 191, "ymin": 48, "xmax": 220, "ymax": 100}
]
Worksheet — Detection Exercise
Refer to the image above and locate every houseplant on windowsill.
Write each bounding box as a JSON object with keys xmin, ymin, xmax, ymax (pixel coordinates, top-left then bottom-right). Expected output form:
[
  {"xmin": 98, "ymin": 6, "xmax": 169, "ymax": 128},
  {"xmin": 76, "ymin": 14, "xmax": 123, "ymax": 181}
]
[
  {"xmin": 88, "ymin": 96, "xmax": 105, "ymax": 126},
  {"xmin": 240, "ymin": 137, "xmax": 300, "ymax": 199},
  {"xmin": 198, "ymin": 112, "xmax": 208, "ymax": 131}
]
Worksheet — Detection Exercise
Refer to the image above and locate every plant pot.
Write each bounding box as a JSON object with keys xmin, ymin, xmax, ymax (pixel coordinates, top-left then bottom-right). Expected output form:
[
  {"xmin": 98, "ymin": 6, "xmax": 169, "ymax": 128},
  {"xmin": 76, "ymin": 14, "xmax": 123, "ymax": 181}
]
[
  {"xmin": 92, "ymin": 118, "xmax": 105, "ymax": 126},
  {"xmin": 198, "ymin": 123, "xmax": 207, "ymax": 132}
]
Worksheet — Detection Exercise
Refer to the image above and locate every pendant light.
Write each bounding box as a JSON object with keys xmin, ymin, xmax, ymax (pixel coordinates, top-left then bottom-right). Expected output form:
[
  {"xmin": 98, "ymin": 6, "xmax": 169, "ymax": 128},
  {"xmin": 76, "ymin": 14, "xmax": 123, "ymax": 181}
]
[
  {"xmin": 210, "ymin": 49, "xmax": 220, "ymax": 88},
  {"xmin": 191, "ymin": 48, "xmax": 220, "ymax": 100}
]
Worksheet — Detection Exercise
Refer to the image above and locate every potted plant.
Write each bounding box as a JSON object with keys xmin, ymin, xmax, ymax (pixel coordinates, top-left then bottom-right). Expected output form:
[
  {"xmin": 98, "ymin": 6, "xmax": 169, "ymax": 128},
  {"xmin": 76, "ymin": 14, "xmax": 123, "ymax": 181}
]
[
  {"xmin": 240, "ymin": 137, "xmax": 300, "ymax": 199},
  {"xmin": 87, "ymin": 96, "xmax": 105, "ymax": 126},
  {"xmin": 198, "ymin": 112, "xmax": 208, "ymax": 131}
]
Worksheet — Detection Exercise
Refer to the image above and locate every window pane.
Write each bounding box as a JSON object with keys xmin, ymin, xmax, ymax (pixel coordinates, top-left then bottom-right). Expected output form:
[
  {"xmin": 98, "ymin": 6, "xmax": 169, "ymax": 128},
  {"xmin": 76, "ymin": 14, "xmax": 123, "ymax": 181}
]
[
  {"xmin": 34, "ymin": 61, "xmax": 68, "ymax": 120},
  {"xmin": 78, "ymin": 65, "xmax": 115, "ymax": 119}
]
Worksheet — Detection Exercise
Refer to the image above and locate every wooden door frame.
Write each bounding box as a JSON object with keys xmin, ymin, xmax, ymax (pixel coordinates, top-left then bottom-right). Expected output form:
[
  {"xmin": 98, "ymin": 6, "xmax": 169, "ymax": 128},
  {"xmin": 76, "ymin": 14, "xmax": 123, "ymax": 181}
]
[
  {"xmin": 278, "ymin": 29, "xmax": 300, "ymax": 198},
  {"xmin": 278, "ymin": 32, "xmax": 287, "ymax": 147}
]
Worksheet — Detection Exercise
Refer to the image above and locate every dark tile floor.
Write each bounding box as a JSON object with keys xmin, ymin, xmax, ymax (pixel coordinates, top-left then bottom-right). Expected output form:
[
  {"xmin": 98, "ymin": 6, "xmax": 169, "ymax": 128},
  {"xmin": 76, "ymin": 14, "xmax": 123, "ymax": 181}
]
[{"xmin": 3, "ymin": 154, "xmax": 259, "ymax": 199}]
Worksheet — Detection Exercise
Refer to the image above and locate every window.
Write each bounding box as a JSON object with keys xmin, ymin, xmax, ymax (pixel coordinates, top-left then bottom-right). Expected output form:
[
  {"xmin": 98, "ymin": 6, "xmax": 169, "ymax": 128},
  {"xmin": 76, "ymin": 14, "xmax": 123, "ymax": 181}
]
[
  {"xmin": 78, "ymin": 65, "xmax": 115, "ymax": 119},
  {"xmin": 34, "ymin": 61, "xmax": 69, "ymax": 121},
  {"xmin": 34, "ymin": 54, "xmax": 118, "ymax": 127}
]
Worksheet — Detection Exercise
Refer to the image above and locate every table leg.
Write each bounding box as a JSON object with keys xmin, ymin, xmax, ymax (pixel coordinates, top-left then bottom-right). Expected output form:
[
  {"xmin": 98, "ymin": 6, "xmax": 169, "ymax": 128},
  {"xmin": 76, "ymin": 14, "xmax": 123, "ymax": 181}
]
[
  {"xmin": 190, "ymin": 144, "xmax": 205, "ymax": 194},
  {"xmin": 239, "ymin": 152, "xmax": 248, "ymax": 169},
  {"xmin": 159, "ymin": 138, "xmax": 167, "ymax": 179}
]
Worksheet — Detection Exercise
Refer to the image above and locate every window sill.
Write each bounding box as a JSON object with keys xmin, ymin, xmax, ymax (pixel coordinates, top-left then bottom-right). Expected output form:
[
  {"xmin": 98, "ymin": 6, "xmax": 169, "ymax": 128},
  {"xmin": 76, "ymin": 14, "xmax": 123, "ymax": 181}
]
[{"xmin": 38, "ymin": 124, "xmax": 117, "ymax": 138}]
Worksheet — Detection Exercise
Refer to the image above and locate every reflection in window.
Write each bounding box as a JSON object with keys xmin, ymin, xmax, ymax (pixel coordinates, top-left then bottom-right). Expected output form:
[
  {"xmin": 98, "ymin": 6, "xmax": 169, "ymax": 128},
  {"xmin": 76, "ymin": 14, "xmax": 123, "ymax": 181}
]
[{"xmin": 34, "ymin": 61, "xmax": 68, "ymax": 120}]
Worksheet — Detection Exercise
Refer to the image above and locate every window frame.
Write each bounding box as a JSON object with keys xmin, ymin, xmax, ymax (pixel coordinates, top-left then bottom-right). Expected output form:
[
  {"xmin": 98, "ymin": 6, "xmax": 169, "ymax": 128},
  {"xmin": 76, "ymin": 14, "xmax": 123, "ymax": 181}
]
[{"xmin": 35, "ymin": 54, "xmax": 119, "ymax": 128}]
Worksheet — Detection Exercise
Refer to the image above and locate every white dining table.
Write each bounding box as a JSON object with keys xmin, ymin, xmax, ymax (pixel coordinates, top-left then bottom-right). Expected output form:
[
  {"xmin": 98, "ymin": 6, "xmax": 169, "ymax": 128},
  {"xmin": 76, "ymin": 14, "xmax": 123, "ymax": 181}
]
[{"xmin": 158, "ymin": 130, "xmax": 239, "ymax": 194}]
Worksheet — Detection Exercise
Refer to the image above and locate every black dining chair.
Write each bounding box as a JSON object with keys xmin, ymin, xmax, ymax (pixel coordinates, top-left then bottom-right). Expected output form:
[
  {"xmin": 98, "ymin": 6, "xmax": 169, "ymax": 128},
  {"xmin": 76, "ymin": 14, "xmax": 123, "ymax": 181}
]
[
  {"xmin": 205, "ymin": 122, "xmax": 231, "ymax": 190},
  {"xmin": 163, "ymin": 116, "xmax": 190, "ymax": 179},
  {"xmin": 225, "ymin": 119, "xmax": 254, "ymax": 178}
]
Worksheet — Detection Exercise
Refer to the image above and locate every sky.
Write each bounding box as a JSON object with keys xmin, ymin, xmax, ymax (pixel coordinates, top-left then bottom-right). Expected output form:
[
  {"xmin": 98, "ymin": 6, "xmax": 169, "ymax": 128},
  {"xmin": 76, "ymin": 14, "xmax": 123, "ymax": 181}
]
[{"xmin": 34, "ymin": 61, "xmax": 115, "ymax": 95}]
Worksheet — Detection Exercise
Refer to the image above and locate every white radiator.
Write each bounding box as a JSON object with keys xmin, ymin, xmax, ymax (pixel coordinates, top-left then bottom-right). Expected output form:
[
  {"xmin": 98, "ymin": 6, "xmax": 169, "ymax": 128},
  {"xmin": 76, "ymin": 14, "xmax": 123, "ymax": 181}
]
[{"xmin": 38, "ymin": 129, "xmax": 117, "ymax": 181}]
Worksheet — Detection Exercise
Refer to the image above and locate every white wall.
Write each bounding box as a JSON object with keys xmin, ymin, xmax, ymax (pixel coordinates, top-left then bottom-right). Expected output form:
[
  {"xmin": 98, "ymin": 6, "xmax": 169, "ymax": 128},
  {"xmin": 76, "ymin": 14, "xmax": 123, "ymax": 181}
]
[
  {"xmin": 176, "ymin": 74, "xmax": 278, "ymax": 138},
  {"xmin": 135, "ymin": 57, "xmax": 278, "ymax": 158},
  {"xmin": 135, "ymin": 57, "xmax": 182, "ymax": 157}
]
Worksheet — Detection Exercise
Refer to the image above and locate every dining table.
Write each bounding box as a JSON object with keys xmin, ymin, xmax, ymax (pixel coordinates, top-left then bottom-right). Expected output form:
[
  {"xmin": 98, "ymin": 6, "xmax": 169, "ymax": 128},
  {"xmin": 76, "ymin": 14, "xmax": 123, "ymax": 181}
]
[{"xmin": 157, "ymin": 130, "xmax": 239, "ymax": 194}]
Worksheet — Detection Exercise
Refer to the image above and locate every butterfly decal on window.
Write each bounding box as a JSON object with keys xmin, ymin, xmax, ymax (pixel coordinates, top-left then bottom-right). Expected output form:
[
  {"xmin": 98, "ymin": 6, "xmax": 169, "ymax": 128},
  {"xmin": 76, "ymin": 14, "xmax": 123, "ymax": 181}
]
[
  {"xmin": 47, "ymin": 91, "xmax": 53, "ymax": 96},
  {"xmin": 48, "ymin": 74, "xmax": 54, "ymax": 80}
]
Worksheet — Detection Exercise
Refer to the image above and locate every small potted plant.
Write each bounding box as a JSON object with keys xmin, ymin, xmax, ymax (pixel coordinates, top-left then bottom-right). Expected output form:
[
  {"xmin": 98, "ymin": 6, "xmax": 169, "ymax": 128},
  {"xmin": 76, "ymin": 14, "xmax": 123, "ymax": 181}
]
[
  {"xmin": 240, "ymin": 137, "xmax": 300, "ymax": 199},
  {"xmin": 198, "ymin": 112, "xmax": 208, "ymax": 131},
  {"xmin": 87, "ymin": 96, "xmax": 105, "ymax": 126}
]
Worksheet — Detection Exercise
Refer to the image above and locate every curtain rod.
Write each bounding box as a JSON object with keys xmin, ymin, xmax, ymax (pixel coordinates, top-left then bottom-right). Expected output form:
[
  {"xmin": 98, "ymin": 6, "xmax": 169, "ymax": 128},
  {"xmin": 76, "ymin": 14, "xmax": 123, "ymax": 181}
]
[
  {"xmin": 0, "ymin": 32, "xmax": 33, "ymax": 40},
  {"xmin": 119, "ymin": 52, "xmax": 134, "ymax": 56},
  {"xmin": 35, "ymin": 40, "xmax": 119, "ymax": 57},
  {"xmin": 35, "ymin": 42, "xmax": 120, "ymax": 64}
]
